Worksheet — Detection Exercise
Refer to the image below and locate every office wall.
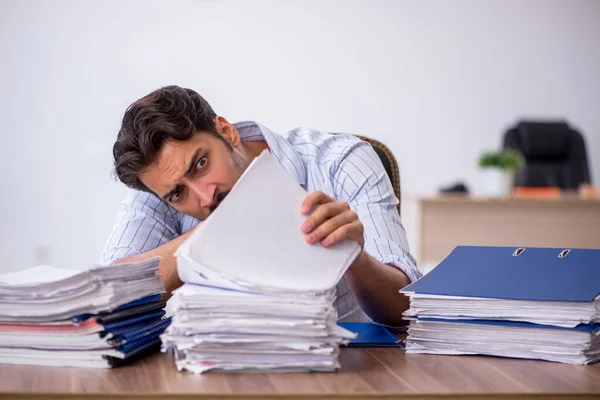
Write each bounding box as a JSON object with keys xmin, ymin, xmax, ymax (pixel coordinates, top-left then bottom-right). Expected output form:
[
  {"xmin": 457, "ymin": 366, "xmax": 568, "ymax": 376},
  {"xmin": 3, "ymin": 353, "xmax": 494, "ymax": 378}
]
[{"xmin": 1, "ymin": 0, "xmax": 599, "ymax": 272}]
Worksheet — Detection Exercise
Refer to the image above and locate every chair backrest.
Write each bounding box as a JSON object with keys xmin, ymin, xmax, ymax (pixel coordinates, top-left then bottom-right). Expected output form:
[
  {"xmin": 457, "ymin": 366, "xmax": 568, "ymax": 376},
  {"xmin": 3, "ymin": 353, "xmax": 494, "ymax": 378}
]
[
  {"xmin": 333, "ymin": 134, "xmax": 401, "ymax": 213},
  {"xmin": 503, "ymin": 121, "xmax": 592, "ymax": 190}
]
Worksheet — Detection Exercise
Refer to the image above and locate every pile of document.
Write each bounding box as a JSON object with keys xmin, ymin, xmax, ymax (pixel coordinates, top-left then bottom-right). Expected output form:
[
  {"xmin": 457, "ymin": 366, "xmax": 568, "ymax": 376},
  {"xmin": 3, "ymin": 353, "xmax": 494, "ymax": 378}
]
[
  {"xmin": 401, "ymin": 246, "xmax": 600, "ymax": 364},
  {"xmin": 161, "ymin": 151, "xmax": 360, "ymax": 373},
  {"xmin": 0, "ymin": 257, "xmax": 168, "ymax": 368}
]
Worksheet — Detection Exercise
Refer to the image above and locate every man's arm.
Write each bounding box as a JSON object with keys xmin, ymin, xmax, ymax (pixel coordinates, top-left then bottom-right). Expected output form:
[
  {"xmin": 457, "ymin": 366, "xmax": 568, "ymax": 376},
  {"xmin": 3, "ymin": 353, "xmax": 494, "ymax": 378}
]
[
  {"xmin": 344, "ymin": 251, "xmax": 411, "ymax": 326},
  {"xmin": 113, "ymin": 230, "xmax": 191, "ymax": 299},
  {"xmin": 100, "ymin": 190, "xmax": 191, "ymax": 298},
  {"xmin": 301, "ymin": 139, "xmax": 421, "ymax": 326}
]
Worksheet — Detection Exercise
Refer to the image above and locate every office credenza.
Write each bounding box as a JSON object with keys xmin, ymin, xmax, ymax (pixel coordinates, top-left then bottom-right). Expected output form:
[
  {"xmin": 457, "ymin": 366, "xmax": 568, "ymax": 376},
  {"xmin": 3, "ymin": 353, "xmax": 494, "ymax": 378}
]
[
  {"xmin": 419, "ymin": 196, "xmax": 600, "ymax": 265},
  {"xmin": 1, "ymin": 349, "xmax": 599, "ymax": 399}
]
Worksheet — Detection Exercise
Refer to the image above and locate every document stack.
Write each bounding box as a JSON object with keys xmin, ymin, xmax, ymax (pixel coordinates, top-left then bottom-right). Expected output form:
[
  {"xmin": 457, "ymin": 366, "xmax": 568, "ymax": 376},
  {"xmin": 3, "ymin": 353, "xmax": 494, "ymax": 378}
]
[
  {"xmin": 161, "ymin": 151, "xmax": 360, "ymax": 373},
  {"xmin": 401, "ymin": 246, "xmax": 600, "ymax": 364},
  {"xmin": 0, "ymin": 257, "xmax": 169, "ymax": 368}
]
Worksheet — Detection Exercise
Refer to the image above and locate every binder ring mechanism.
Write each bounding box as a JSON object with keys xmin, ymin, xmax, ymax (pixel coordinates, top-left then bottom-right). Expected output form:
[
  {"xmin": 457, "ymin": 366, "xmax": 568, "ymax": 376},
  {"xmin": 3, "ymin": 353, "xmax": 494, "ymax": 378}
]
[
  {"xmin": 558, "ymin": 249, "xmax": 571, "ymax": 258},
  {"xmin": 512, "ymin": 248, "xmax": 525, "ymax": 257},
  {"xmin": 513, "ymin": 248, "xmax": 571, "ymax": 258}
]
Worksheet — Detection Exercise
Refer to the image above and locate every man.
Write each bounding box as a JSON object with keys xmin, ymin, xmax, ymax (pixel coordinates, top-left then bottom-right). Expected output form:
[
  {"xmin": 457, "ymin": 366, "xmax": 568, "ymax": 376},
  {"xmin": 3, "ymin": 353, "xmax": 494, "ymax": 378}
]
[{"xmin": 100, "ymin": 85, "xmax": 421, "ymax": 326}]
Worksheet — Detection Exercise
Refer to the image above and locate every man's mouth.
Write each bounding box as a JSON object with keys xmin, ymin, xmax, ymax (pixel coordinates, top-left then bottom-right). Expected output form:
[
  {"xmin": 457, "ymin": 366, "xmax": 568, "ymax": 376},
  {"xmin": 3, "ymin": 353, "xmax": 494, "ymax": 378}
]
[{"xmin": 209, "ymin": 190, "xmax": 230, "ymax": 214}]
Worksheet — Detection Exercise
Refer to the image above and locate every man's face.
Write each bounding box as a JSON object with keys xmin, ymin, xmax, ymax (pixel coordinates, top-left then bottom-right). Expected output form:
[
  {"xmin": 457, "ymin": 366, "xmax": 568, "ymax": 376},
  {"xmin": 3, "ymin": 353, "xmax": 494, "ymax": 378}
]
[{"xmin": 139, "ymin": 132, "xmax": 249, "ymax": 220}]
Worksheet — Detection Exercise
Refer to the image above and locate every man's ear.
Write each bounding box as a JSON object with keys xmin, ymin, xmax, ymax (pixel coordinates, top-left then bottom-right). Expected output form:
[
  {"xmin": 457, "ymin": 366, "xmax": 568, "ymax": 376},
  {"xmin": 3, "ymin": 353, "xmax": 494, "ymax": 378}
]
[{"xmin": 214, "ymin": 116, "xmax": 241, "ymax": 148}]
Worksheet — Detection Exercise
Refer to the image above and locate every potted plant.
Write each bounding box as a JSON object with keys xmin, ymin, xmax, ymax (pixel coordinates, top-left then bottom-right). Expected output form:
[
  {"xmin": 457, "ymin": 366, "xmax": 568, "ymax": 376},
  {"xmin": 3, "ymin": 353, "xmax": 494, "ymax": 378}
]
[{"xmin": 478, "ymin": 149, "xmax": 525, "ymax": 197}]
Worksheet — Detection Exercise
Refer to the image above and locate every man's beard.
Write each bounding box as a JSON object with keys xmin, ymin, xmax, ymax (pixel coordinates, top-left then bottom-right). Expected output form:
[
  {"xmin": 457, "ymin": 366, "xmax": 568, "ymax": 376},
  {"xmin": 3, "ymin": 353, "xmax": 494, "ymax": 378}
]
[
  {"xmin": 210, "ymin": 189, "xmax": 230, "ymax": 214},
  {"xmin": 209, "ymin": 150, "xmax": 250, "ymax": 214}
]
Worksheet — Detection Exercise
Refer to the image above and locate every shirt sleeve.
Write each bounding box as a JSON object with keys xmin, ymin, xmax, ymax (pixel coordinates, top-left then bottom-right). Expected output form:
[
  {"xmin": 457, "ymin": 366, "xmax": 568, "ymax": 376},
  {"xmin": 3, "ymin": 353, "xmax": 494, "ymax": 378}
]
[
  {"xmin": 98, "ymin": 190, "xmax": 180, "ymax": 265},
  {"xmin": 332, "ymin": 139, "xmax": 422, "ymax": 283}
]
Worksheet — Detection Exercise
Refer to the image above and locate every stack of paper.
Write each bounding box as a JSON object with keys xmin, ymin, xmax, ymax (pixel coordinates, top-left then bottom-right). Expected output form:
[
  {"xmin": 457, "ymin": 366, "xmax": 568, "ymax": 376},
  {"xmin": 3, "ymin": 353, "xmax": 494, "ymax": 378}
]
[
  {"xmin": 162, "ymin": 284, "xmax": 356, "ymax": 373},
  {"xmin": 401, "ymin": 246, "xmax": 600, "ymax": 365},
  {"xmin": 0, "ymin": 258, "xmax": 168, "ymax": 368},
  {"xmin": 161, "ymin": 151, "xmax": 360, "ymax": 373}
]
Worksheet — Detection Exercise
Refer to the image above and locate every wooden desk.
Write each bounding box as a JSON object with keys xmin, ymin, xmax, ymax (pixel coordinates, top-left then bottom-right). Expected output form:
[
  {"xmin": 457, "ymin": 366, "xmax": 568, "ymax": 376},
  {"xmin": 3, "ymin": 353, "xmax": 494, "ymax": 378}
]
[
  {"xmin": 1, "ymin": 349, "xmax": 599, "ymax": 399},
  {"xmin": 418, "ymin": 196, "xmax": 600, "ymax": 264}
]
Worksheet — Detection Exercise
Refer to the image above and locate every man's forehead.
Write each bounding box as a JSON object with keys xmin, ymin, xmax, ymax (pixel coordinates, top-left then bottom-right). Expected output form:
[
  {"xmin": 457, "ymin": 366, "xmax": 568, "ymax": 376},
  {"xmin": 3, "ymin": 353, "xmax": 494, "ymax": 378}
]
[
  {"xmin": 140, "ymin": 138, "xmax": 207, "ymax": 192},
  {"xmin": 155, "ymin": 133, "xmax": 220, "ymax": 168}
]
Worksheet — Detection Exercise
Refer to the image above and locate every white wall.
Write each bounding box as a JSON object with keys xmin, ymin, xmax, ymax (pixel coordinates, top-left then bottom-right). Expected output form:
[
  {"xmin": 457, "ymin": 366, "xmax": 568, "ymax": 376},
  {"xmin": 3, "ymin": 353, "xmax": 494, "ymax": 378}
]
[{"xmin": 1, "ymin": 0, "xmax": 599, "ymax": 273}]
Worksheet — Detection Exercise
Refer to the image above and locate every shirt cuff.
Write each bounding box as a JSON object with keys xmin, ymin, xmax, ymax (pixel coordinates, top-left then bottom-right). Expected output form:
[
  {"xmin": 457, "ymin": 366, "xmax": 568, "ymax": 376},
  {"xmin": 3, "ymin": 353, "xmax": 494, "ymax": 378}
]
[{"xmin": 377, "ymin": 254, "xmax": 423, "ymax": 283}]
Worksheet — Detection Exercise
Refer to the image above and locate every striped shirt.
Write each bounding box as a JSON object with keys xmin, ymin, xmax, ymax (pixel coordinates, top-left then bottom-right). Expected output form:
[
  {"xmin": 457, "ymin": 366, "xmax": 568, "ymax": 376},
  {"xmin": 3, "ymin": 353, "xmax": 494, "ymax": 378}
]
[{"xmin": 99, "ymin": 121, "xmax": 421, "ymax": 321}]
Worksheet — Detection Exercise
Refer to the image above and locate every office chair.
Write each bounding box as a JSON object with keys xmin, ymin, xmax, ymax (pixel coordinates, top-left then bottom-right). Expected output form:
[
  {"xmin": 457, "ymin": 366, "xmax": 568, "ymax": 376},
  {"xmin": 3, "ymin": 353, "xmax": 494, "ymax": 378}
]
[
  {"xmin": 333, "ymin": 134, "xmax": 401, "ymax": 213},
  {"xmin": 503, "ymin": 121, "xmax": 592, "ymax": 190}
]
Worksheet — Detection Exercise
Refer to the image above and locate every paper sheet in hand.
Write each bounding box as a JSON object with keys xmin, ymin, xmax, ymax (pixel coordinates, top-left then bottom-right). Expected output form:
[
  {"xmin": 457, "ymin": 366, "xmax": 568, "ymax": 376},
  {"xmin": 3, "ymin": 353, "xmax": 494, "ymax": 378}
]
[{"xmin": 176, "ymin": 150, "xmax": 361, "ymax": 293}]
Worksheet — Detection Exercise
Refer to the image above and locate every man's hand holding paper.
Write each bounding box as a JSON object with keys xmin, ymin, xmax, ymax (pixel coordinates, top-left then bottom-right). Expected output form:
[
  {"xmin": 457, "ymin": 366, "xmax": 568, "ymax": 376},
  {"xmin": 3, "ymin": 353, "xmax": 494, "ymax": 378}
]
[{"xmin": 300, "ymin": 191, "xmax": 365, "ymax": 249}]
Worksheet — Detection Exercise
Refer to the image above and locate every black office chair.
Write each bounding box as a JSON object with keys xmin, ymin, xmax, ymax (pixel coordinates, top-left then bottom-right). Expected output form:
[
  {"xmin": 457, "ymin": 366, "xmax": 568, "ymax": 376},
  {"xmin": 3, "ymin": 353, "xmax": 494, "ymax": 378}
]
[
  {"xmin": 503, "ymin": 121, "xmax": 592, "ymax": 190},
  {"xmin": 333, "ymin": 134, "xmax": 401, "ymax": 213}
]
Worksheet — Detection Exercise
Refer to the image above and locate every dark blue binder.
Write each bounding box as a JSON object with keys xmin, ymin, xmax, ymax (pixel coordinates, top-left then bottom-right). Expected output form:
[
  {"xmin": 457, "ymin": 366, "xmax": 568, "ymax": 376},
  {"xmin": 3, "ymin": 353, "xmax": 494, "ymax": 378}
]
[
  {"xmin": 107, "ymin": 317, "xmax": 172, "ymax": 345},
  {"xmin": 72, "ymin": 295, "xmax": 163, "ymax": 323},
  {"xmin": 402, "ymin": 246, "xmax": 600, "ymax": 302},
  {"xmin": 338, "ymin": 322, "xmax": 403, "ymax": 348},
  {"xmin": 416, "ymin": 318, "xmax": 600, "ymax": 333},
  {"xmin": 102, "ymin": 310, "xmax": 166, "ymax": 331},
  {"xmin": 106, "ymin": 338, "xmax": 163, "ymax": 367}
]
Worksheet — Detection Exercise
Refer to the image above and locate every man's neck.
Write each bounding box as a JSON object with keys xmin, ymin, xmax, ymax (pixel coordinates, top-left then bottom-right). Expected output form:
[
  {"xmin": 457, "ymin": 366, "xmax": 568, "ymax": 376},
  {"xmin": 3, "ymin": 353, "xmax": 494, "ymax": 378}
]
[{"xmin": 244, "ymin": 140, "xmax": 270, "ymax": 158}]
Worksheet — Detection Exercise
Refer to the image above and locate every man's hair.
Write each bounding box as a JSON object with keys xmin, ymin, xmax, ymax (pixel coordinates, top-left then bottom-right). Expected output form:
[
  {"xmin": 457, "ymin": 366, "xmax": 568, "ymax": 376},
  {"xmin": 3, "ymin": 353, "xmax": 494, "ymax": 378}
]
[{"xmin": 112, "ymin": 85, "xmax": 218, "ymax": 191}]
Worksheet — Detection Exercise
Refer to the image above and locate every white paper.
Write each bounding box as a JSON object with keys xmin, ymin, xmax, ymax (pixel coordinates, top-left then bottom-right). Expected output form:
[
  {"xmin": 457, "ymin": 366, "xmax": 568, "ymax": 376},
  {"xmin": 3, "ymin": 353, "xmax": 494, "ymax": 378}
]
[
  {"xmin": 162, "ymin": 282, "xmax": 356, "ymax": 374},
  {"xmin": 403, "ymin": 293, "xmax": 600, "ymax": 328},
  {"xmin": 0, "ymin": 265, "xmax": 80, "ymax": 285},
  {"xmin": 0, "ymin": 258, "xmax": 166, "ymax": 369},
  {"xmin": 165, "ymin": 151, "xmax": 362, "ymax": 374},
  {"xmin": 0, "ymin": 258, "xmax": 164, "ymax": 321},
  {"xmin": 405, "ymin": 319, "xmax": 600, "ymax": 365},
  {"xmin": 176, "ymin": 150, "xmax": 361, "ymax": 294}
]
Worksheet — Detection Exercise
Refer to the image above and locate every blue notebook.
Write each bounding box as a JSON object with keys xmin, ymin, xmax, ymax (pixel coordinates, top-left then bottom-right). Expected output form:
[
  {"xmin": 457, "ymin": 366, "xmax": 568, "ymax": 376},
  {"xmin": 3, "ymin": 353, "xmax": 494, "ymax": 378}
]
[
  {"xmin": 402, "ymin": 246, "xmax": 600, "ymax": 302},
  {"xmin": 105, "ymin": 317, "xmax": 172, "ymax": 367},
  {"xmin": 106, "ymin": 316, "xmax": 172, "ymax": 345},
  {"xmin": 338, "ymin": 322, "xmax": 403, "ymax": 348}
]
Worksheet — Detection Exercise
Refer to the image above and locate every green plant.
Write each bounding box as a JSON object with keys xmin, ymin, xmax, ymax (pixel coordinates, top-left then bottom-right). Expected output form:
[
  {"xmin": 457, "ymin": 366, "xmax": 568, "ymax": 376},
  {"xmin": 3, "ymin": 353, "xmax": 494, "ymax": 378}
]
[{"xmin": 478, "ymin": 149, "xmax": 525, "ymax": 171}]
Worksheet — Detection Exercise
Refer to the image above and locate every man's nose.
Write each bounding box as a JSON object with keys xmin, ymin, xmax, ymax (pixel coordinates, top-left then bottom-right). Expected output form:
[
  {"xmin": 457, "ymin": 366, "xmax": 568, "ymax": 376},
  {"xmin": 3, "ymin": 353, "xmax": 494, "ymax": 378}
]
[{"xmin": 189, "ymin": 184, "xmax": 216, "ymax": 208}]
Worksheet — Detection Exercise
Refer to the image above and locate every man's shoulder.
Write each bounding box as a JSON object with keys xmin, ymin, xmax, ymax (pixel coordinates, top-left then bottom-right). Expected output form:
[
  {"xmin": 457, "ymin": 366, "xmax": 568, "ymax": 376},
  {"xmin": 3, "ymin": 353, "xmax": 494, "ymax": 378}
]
[
  {"xmin": 120, "ymin": 189, "xmax": 179, "ymax": 223},
  {"xmin": 281, "ymin": 127, "xmax": 366, "ymax": 164}
]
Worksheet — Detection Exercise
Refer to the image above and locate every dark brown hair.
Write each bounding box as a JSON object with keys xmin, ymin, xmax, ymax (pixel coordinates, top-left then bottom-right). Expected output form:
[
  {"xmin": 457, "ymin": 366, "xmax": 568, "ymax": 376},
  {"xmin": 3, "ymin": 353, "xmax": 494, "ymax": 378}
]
[{"xmin": 112, "ymin": 85, "xmax": 218, "ymax": 191}]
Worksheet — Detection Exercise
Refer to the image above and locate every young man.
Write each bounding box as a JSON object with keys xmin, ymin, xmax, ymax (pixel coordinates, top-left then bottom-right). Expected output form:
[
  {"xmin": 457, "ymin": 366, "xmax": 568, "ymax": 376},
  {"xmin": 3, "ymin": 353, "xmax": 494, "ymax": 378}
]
[{"xmin": 100, "ymin": 85, "xmax": 421, "ymax": 326}]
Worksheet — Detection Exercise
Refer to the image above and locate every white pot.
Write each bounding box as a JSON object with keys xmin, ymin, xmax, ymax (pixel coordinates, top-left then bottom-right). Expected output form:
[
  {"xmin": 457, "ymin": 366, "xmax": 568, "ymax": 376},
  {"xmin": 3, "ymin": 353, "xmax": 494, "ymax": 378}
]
[{"xmin": 481, "ymin": 168, "xmax": 512, "ymax": 197}]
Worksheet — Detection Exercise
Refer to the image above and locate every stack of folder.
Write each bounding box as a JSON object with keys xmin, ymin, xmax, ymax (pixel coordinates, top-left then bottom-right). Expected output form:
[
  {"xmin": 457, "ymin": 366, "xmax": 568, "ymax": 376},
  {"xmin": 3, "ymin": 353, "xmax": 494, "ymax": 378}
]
[
  {"xmin": 0, "ymin": 258, "xmax": 169, "ymax": 368},
  {"xmin": 401, "ymin": 246, "xmax": 600, "ymax": 364},
  {"xmin": 161, "ymin": 151, "xmax": 360, "ymax": 373}
]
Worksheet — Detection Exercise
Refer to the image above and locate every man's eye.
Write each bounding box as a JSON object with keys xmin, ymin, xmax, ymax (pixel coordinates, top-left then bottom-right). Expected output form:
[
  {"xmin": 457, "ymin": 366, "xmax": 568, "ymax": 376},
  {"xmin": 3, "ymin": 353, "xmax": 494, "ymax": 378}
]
[
  {"xmin": 169, "ymin": 190, "xmax": 183, "ymax": 203},
  {"xmin": 196, "ymin": 156, "xmax": 208, "ymax": 170}
]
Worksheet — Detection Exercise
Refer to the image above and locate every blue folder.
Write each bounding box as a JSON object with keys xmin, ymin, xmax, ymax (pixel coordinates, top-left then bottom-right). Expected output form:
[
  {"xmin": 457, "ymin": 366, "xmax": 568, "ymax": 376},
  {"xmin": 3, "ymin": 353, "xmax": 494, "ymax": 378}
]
[
  {"xmin": 338, "ymin": 322, "xmax": 403, "ymax": 348},
  {"xmin": 402, "ymin": 246, "xmax": 600, "ymax": 302},
  {"xmin": 416, "ymin": 317, "xmax": 600, "ymax": 333}
]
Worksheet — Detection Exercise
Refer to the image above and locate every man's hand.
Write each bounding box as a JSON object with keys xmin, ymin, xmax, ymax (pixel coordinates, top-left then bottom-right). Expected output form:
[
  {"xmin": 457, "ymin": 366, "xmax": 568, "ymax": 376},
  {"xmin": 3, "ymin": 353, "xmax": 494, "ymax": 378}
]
[
  {"xmin": 114, "ymin": 222, "xmax": 204, "ymax": 300},
  {"xmin": 300, "ymin": 190, "xmax": 411, "ymax": 326},
  {"xmin": 300, "ymin": 191, "xmax": 364, "ymax": 248}
]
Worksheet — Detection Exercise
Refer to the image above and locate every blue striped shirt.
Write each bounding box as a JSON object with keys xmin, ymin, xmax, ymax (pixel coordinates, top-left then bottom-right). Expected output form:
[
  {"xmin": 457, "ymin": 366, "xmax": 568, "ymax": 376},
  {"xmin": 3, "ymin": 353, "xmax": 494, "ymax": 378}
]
[{"xmin": 100, "ymin": 121, "xmax": 421, "ymax": 321}]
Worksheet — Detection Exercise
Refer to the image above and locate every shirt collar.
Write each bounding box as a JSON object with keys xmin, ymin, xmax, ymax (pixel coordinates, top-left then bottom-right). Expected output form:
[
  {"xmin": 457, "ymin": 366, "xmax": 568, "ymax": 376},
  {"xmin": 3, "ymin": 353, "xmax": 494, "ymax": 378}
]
[{"xmin": 234, "ymin": 120, "xmax": 307, "ymax": 188}]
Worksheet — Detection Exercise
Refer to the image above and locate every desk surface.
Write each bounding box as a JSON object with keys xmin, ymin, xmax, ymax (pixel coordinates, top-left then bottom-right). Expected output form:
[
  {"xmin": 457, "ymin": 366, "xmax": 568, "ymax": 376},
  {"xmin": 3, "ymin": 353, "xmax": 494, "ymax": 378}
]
[{"xmin": 1, "ymin": 349, "xmax": 599, "ymax": 399}]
